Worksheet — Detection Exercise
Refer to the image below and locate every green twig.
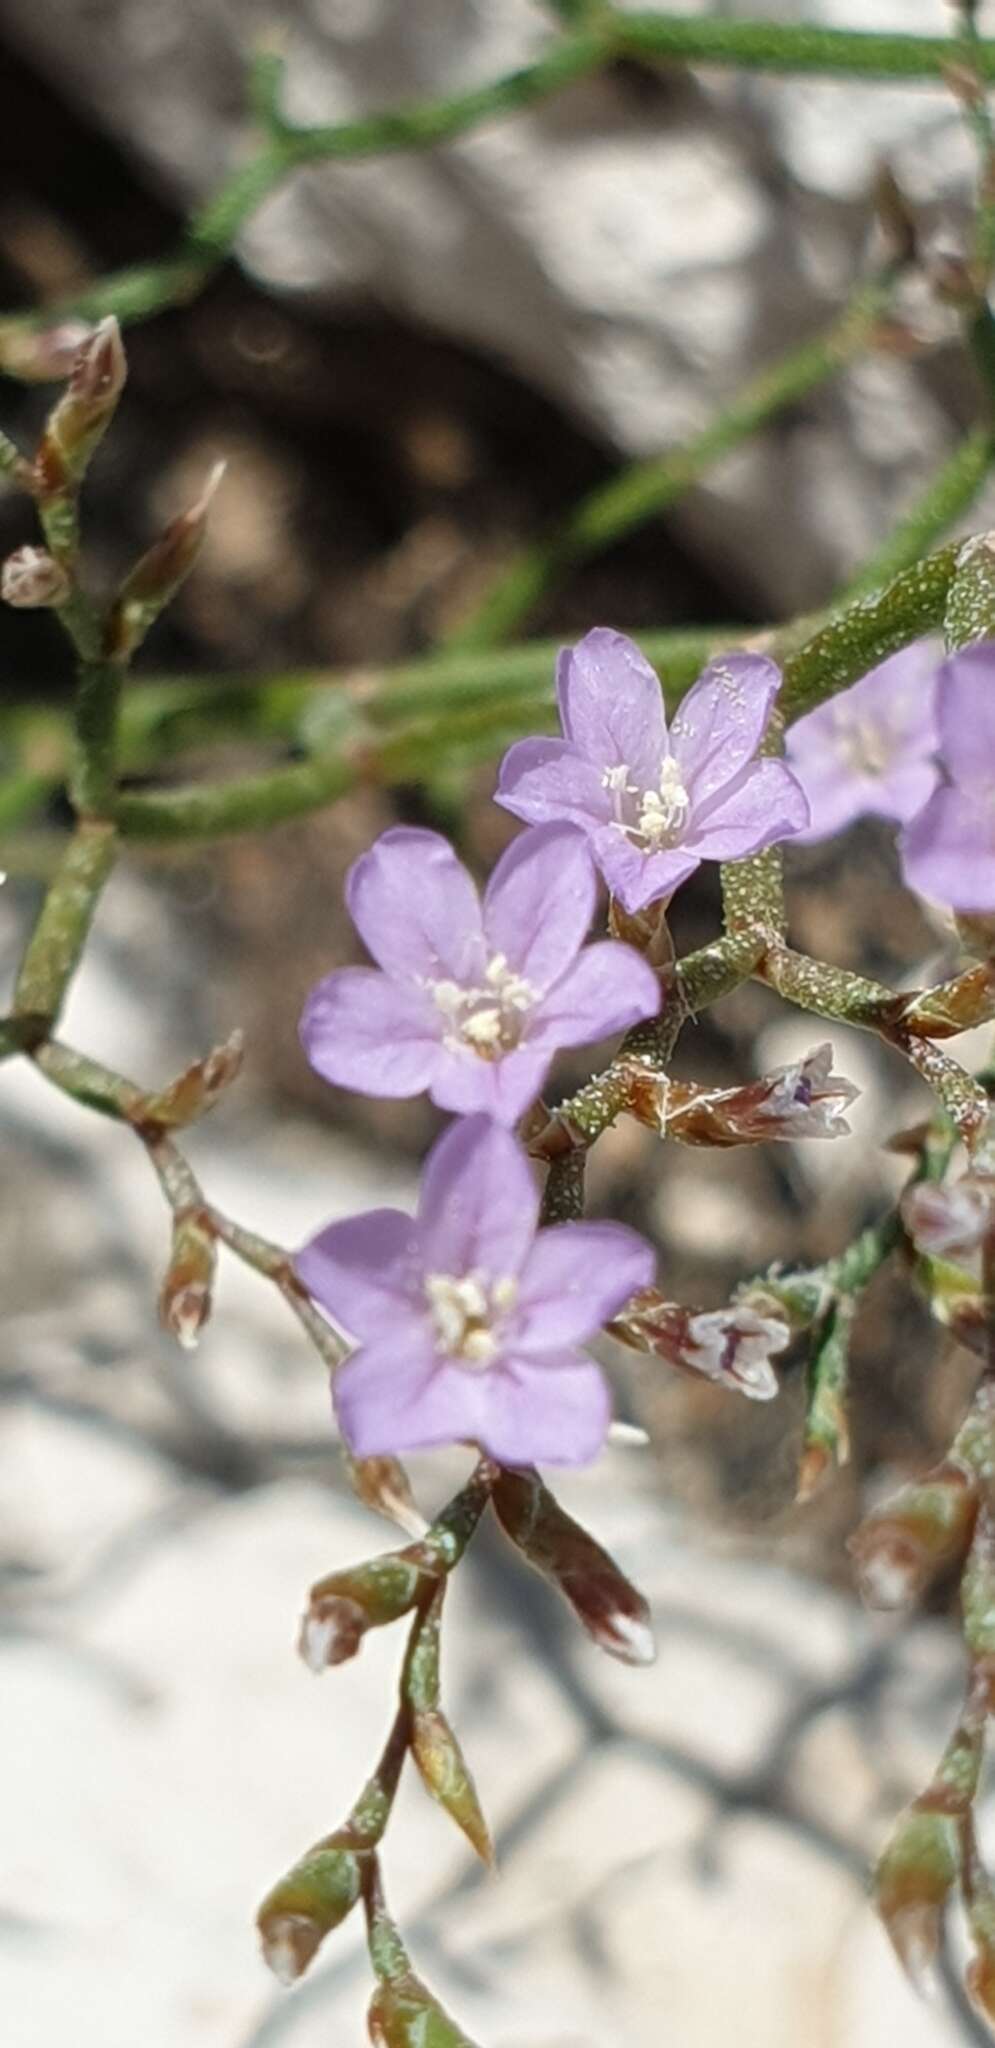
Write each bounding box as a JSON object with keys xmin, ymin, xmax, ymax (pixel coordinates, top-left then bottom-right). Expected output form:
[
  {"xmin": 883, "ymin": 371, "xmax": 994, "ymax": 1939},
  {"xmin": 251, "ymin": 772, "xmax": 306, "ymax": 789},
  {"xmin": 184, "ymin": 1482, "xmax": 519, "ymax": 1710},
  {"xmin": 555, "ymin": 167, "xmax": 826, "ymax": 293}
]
[
  {"xmin": 11, "ymin": 818, "xmax": 117, "ymax": 1028},
  {"xmin": 448, "ymin": 273, "xmax": 898, "ymax": 651},
  {"xmin": 1, "ymin": 15, "xmax": 989, "ymax": 366}
]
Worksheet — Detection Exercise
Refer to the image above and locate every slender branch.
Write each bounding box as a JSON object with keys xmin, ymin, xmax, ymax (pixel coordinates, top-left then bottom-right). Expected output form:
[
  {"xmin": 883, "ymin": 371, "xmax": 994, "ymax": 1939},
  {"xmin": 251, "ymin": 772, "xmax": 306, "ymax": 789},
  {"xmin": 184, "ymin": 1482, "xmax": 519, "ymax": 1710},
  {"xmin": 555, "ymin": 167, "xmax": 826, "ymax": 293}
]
[
  {"xmin": 11, "ymin": 818, "xmax": 117, "ymax": 1028},
  {"xmin": 447, "ymin": 272, "xmax": 898, "ymax": 650},
  {"xmin": 0, "ymin": 15, "xmax": 988, "ymax": 366}
]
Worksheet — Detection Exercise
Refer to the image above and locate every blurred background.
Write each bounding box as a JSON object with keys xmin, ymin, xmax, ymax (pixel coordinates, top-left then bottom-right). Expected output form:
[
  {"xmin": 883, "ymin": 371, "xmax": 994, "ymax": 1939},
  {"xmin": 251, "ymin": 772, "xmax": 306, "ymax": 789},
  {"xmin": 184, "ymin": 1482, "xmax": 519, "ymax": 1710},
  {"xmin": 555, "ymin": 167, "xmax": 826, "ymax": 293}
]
[{"xmin": 1, "ymin": 2, "xmax": 993, "ymax": 2043}]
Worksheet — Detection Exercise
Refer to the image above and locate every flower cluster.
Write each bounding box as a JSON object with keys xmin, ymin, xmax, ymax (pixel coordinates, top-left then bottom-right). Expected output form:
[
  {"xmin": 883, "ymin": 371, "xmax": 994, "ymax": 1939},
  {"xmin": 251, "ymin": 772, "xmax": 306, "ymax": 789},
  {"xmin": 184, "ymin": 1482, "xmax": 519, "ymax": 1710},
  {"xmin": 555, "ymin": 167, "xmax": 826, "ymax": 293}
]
[
  {"xmin": 295, "ymin": 629, "xmax": 837, "ymax": 1469},
  {"xmin": 786, "ymin": 638, "xmax": 995, "ymax": 913}
]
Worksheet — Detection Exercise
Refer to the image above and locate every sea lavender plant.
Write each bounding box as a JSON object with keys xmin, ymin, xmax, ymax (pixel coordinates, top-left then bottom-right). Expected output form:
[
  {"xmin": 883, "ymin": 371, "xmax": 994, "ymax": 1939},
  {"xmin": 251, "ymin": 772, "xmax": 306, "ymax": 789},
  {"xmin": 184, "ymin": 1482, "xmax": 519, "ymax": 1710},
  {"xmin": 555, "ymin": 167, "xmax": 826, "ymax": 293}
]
[{"xmin": 5, "ymin": 10, "xmax": 995, "ymax": 2039}]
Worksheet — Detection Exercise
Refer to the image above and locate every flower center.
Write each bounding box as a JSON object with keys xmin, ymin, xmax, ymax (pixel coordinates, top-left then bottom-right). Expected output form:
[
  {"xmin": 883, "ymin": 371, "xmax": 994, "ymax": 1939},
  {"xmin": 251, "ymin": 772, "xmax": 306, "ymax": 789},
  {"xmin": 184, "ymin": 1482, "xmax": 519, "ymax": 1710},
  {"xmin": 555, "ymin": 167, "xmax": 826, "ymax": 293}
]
[
  {"xmin": 426, "ymin": 953, "xmax": 536, "ymax": 1060},
  {"xmin": 423, "ymin": 1270, "xmax": 518, "ymax": 1369},
  {"xmin": 602, "ymin": 756, "xmax": 690, "ymax": 853},
  {"xmin": 832, "ymin": 710, "xmax": 890, "ymax": 780}
]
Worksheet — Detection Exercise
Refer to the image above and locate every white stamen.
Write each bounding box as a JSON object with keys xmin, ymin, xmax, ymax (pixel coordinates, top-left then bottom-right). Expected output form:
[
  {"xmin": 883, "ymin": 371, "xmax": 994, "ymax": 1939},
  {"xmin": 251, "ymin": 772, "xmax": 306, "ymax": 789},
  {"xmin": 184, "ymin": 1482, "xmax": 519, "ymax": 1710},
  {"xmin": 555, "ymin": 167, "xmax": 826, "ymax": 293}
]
[
  {"xmin": 425, "ymin": 955, "xmax": 536, "ymax": 1059},
  {"xmin": 637, "ymin": 756, "xmax": 690, "ymax": 850},
  {"xmin": 424, "ymin": 1269, "xmax": 516, "ymax": 1368}
]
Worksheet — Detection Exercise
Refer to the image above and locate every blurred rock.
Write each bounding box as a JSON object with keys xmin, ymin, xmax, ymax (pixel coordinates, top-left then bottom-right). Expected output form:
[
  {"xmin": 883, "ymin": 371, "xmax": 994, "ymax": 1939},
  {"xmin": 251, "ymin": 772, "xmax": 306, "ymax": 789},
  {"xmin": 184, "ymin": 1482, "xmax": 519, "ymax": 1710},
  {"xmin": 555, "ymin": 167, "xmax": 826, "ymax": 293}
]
[{"xmin": 0, "ymin": 0, "xmax": 986, "ymax": 611}]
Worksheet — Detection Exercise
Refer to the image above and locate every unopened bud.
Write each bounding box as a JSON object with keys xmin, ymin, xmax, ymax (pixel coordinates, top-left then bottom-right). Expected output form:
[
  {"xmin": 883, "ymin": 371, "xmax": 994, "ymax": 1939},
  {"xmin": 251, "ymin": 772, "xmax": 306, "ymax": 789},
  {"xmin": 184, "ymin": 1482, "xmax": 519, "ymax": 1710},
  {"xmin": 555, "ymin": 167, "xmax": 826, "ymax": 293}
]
[
  {"xmin": 257, "ymin": 1844, "xmax": 364, "ymax": 1983},
  {"xmin": 346, "ymin": 1454, "xmax": 427, "ymax": 1539},
  {"xmin": 903, "ymin": 1174, "xmax": 992, "ymax": 1262},
  {"xmin": 1, "ymin": 545, "xmax": 70, "ymax": 609},
  {"xmin": 300, "ymin": 1465, "xmax": 493, "ymax": 1672},
  {"xmin": 632, "ymin": 1042, "xmax": 858, "ymax": 1146},
  {"xmin": 965, "ymin": 1835, "xmax": 995, "ymax": 2027},
  {"xmin": 611, "ymin": 1290, "xmax": 788, "ymax": 1402},
  {"xmin": 34, "ymin": 317, "xmax": 127, "ymax": 494},
  {"xmin": 299, "ymin": 1594, "xmax": 368, "ymax": 1671},
  {"xmin": 368, "ymin": 1975, "xmax": 481, "ymax": 2047},
  {"xmin": 142, "ymin": 1028, "xmax": 245, "ymax": 1132},
  {"xmin": 493, "ymin": 1467, "xmax": 655, "ymax": 1666},
  {"xmin": 299, "ymin": 1555, "xmax": 432, "ymax": 1673},
  {"xmin": 902, "ymin": 960, "xmax": 995, "ymax": 1035},
  {"xmin": 0, "ymin": 317, "xmax": 94, "ymax": 383},
  {"xmin": 848, "ymin": 1459, "xmax": 978, "ymax": 1611},
  {"xmin": 106, "ymin": 460, "xmax": 226, "ymax": 659},
  {"xmin": 411, "ymin": 1709, "xmax": 493, "ymax": 1867},
  {"xmin": 875, "ymin": 1805, "xmax": 964, "ymax": 1987},
  {"xmin": 158, "ymin": 1204, "xmax": 216, "ymax": 1351}
]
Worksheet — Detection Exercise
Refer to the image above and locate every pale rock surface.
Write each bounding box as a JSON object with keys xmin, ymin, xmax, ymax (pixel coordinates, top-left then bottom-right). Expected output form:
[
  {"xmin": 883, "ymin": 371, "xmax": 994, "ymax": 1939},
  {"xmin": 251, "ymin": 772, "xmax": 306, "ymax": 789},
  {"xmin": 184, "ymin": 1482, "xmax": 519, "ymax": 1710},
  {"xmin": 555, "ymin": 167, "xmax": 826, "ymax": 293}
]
[{"xmin": 0, "ymin": 0, "xmax": 985, "ymax": 608}]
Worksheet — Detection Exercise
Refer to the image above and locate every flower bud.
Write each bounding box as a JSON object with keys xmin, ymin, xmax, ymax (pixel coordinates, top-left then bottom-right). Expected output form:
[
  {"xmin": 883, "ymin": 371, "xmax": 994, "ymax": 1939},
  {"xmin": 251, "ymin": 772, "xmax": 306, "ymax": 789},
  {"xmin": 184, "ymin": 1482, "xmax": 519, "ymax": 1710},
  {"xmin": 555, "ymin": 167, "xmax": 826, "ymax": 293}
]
[
  {"xmin": 493, "ymin": 1467, "xmax": 654, "ymax": 1666},
  {"xmin": 874, "ymin": 1804, "xmax": 964, "ymax": 1986},
  {"xmin": 0, "ymin": 317, "xmax": 93, "ymax": 382},
  {"xmin": 903, "ymin": 1173, "xmax": 992, "ymax": 1262},
  {"xmin": 299, "ymin": 1467, "xmax": 493, "ymax": 1672},
  {"xmin": 848, "ymin": 1459, "xmax": 978, "ymax": 1611},
  {"xmin": 141, "ymin": 1028, "xmax": 245, "ymax": 1132},
  {"xmin": 965, "ymin": 1835, "xmax": 995, "ymax": 2027},
  {"xmin": 631, "ymin": 1042, "xmax": 858, "ymax": 1146},
  {"xmin": 106, "ymin": 460, "xmax": 226, "ymax": 659},
  {"xmin": 158, "ymin": 1204, "xmax": 216, "ymax": 1351},
  {"xmin": 367, "ymin": 1975, "xmax": 481, "ymax": 2047},
  {"xmin": 346, "ymin": 1454, "xmax": 427, "ymax": 1539},
  {"xmin": 611, "ymin": 1289, "xmax": 788, "ymax": 1402},
  {"xmin": 1, "ymin": 545, "xmax": 70, "ymax": 609},
  {"xmin": 33, "ymin": 317, "xmax": 127, "ymax": 493},
  {"xmin": 257, "ymin": 1843, "xmax": 365, "ymax": 1983},
  {"xmin": 411, "ymin": 1708, "xmax": 494, "ymax": 1867}
]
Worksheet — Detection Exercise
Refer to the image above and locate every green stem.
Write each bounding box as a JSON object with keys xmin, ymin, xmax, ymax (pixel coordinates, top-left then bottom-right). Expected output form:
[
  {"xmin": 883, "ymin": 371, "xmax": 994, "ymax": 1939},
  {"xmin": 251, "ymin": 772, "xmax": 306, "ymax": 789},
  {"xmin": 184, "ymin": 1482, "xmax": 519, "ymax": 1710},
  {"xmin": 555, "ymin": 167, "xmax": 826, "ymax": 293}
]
[
  {"xmin": 2, "ymin": 16, "xmax": 986, "ymax": 362},
  {"xmin": 617, "ymin": 12, "xmax": 995, "ymax": 81},
  {"xmin": 112, "ymin": 750, "xmax": 353, "ymax": 840},
  {"xmin": 449, "ymin": 272, "xmax": 897, "ymax": 651},
  {"xmin": 11, "ymin": 818, "xmax": 117, "ymax": 1027},
  {"xmin": 71, "ymin": 660, "xmax": 125, "ymax": 818},
  {"xmin": 780, "ymin": 541, "xmax": 962, "ymax": 719}
]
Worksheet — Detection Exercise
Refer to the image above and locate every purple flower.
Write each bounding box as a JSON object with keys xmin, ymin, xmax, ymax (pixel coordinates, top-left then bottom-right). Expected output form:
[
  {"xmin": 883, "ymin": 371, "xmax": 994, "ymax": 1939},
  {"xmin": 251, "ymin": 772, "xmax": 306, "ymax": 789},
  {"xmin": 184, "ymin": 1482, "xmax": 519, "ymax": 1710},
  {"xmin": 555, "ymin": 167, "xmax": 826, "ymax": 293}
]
[
  {"xmin": 301, "ymin": 820, "xmax": 659, "ymax": 1125},
  {"xmin": 899, "ymin": 642, "xmax": 995, "ymax": 912},
  {"xmin": 785, "ymin": 640, "xmax": 940, "ymax": 843},
  {"xmin": 296, "ymin": 1116, "xmax": 655, "ymax": 1466},
  {"xmin": 496, "ymin": 628, "xmax": 808, "ymax": 913}
]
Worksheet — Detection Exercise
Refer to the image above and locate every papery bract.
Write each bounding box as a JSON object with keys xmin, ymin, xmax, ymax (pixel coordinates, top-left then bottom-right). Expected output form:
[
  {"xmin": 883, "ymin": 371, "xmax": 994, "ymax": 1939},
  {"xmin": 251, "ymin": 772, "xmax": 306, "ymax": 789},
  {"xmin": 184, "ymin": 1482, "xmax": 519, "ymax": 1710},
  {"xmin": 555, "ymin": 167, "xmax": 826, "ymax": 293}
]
[
  {"xmin": 900, "ymin": 642, "xmax": 995, "ymax": 911},
  {"xmin": 785, "ymin": 640, "xmax": 940, "ymax": 842},
  {"xmin": 295, "ymin": 1115, "xmax": 655, "ymax": 1466},
  {"xmin": 301, "ymin": 821, "xmax": 659, "ymax": 1124},
  {"xmin": 496, "ymin": 628, "xmax": 808, "ymax": 912}
]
